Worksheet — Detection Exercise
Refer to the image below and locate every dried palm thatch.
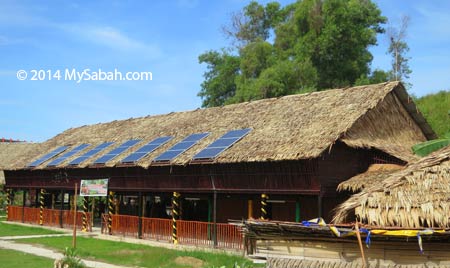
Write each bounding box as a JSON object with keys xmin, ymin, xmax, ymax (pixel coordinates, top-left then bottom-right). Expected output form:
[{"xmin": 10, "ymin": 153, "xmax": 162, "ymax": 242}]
[
  {"xmin": 337, "ymin": 164, "xmax": 403, "ymax": 192},
  {"xmin": 0, "ymin": 142, "xmax": 41, "ymax": 170},
  {"xmin": 266, "ymin": 257, "xmax": 450, "ymax": 268},
  {"xmin": 333, "ymin": 146, "xmax": 450, "ymax": 228},
  {"xmin": 7, "ymin": 82, "xmax": 432, "ymax": 170}
]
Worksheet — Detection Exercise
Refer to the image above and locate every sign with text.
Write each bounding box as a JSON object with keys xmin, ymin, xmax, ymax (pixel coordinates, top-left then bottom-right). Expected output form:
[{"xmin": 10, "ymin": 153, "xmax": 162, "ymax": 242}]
[{"xmin": 80, "ymin": 179, "xmax": 109, "ymax": 196}]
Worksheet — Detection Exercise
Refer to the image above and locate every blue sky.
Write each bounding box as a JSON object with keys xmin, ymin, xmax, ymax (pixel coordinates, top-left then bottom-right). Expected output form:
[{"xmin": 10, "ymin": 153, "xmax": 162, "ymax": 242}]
[{"xmin": 1, "ymin": 0, "xmax": 449, "ymax": 142}]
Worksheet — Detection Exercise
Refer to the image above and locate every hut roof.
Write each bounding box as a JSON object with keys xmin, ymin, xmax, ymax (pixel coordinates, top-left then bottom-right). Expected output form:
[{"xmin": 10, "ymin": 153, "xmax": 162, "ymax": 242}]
[
  {"xmin": 0, "ymin": 142, "xmax": 42, "ymax": 170},
  {"xmin": 5, "ymin": 82, "xmax": 434, "ymax": 170},
  {"xmin": 333, "ymin": 146, "xmax": 450, "ymax": 228},
  {"xmin": 337, "ymin": 164, "xmax": 403, "ymax": 192}
]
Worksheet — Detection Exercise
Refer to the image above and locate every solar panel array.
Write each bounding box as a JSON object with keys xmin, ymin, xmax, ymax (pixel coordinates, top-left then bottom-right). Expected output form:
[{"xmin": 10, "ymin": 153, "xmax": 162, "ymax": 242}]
[
  {"xmin": 27, "ymin": 146, "xmax": 69, "ymax": 167},
  {"xmin": 68, "ymin": 142, "xmax": 114, "ymax": 166},
  {"xmin": 153, "ymin": 133, "xmax": 209, "ymax": 162},
  {"xmin": 192, "ymin": 128, "xmax": 251, "ymax": 160},
  {"xmin": 31, "ymin": 128, "xmax": 252, "ymax": 168},
  {"xmin": 47, "ymin": 144, "xmax": 90, "ymax": 167},
  {"xmin": 93, "ymin": 139, "xmax": 141, "ymax": 164},
  {"xmin": 121, "ymin": 136, "xmax": 172, "ymax": 163}
]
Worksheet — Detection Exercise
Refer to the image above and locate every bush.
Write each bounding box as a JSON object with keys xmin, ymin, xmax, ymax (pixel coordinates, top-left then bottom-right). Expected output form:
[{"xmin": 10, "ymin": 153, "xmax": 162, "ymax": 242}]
[{"xmin": 54, "ymin": 247, "xmax": 86, "ymax": 268}]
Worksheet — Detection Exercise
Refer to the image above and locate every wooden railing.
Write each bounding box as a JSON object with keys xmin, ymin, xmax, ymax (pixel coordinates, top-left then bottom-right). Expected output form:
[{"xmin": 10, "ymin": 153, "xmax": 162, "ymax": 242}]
[
  {"xmin": 43, "ymin": 209, "xmax": 61, "ymax": 227},
  {"xmin": 104, "ymin": 214, "xmax": 243, "ymax": 250},
  {"xmin": 8, "ymin": 206, "xmax": 242, "ymax": 250},
  {"xmin": 61, "ymin": 210, "xmax": 92, "ymax": 231},
  {"xmin": 7, "ymin": 206, "xmax": 91, "ymax": 231},
  {"xmin": 7, "ymin": 206, "xmax": 22, "ymax": 222},
  {"xmin": 141, "ymin": 217, "xmax": 172, "ymax": 242},
  {"xmin": 178, "ymin": 220, "xmax": 212, "ymax": 246},
  {"xmin": 216, "ymin": 223, "xmax": 243, "ymax": 250},
  {"xmin": 23, "ymin": 207, "xmax": 40, "ymax": 224},
  {"xmin": 111, "ymin": 214, "xmax": 139, "ymax": 238}
]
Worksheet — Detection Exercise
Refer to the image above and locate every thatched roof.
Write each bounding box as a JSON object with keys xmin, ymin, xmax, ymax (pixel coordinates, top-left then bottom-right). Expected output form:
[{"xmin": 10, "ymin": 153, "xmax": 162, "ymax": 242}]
[
  {"xmin": 337, "ymin": 164, "xmax": 403, "ymax": 192},
  {"xmin": 333, "ymin": 146, "xmax": 450, "ymax": 228},
  {"xmin": 0, "ymin": 142, "xmax": 42, "ymax": 170},
  {"xmin": 6, "ymin": 82, "xmax": 433, "ymax": 170}
]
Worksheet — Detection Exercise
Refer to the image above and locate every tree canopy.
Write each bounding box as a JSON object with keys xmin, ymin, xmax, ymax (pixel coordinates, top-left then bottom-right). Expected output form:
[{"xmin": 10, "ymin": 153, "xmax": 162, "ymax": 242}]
[{"xmin": 198, "ymin": 0, "xmax": 387, "ymax": 107}]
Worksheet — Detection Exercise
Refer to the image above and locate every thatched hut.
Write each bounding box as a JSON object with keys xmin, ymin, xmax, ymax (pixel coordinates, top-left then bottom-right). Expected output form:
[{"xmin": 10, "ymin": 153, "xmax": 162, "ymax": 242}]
[
  {"xmin": 3, "ymin": 82, "xmax": 435, "ymax": 249},
  {"xmin": 241, "ymin": 146, "xmax": 450, "ymax": 266},
  {"xmin": 334, "ymin": 145, "xmax": 450, "ymax": 228}
]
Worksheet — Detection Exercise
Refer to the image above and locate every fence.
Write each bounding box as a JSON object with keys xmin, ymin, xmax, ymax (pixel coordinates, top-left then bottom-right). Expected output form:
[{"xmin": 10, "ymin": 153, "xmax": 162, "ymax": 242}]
[
  {"xmin": 102, "ymin": 214, "xmax": 243, "ymax": 250},
  {"xmin": 7, "ymin": 205, "xmax": 92, "ymax": 231}
]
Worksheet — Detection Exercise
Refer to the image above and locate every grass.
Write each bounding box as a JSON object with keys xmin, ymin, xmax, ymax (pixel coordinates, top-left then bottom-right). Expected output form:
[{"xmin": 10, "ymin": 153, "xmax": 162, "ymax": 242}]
[
  {"xmin": 415, "ymin": 90, "xmax": 450, "ymax": 138},
  {"xmin": 17, "ymin": 236, "xmax": 259, "ymax": 268},
  {"xmin": 0, "ymin": 248, "xmax": 54, "ymax": 268},
  {"xmin": 0, "ymin": 221, "xmax": 63, "ymax": 237}
]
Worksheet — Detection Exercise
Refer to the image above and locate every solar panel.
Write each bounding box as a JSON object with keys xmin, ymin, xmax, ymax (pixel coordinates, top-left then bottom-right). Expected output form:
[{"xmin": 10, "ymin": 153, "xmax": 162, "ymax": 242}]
[
  {"xmin": 154, "ymin": 132, "xmax": 209, "ymax": 162},
  {"xmin": 68, "ymin": 142, "xmax": 114, "ymax": 166},
  {"xmin": 192, "ymin": 128, "xmax": 251, "ymax": 160},
  {"xmin": 93, "ymin": 139, "xmax": 141, "ymax": 164},
  {"xmin": 47, "ymin": 144, "xmax": 90, "ymax": 166},
  {"xmin": 27, "ymin": 146, "xmax": 69, "ymax": 167},
  {"xmin": 121, "ymin": 136, "xmax": 172, "ymax": 163}
]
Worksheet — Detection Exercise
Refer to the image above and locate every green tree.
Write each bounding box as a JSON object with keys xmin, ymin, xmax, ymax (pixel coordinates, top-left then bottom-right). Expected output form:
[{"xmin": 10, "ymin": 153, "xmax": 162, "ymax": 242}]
[
  {"xmin": 198, "ymin": 50, "xmax": 240, "ymax": 107},
  {"xmin": 198, "ymin": 0, "xmax": 386, "ymax": 107}
]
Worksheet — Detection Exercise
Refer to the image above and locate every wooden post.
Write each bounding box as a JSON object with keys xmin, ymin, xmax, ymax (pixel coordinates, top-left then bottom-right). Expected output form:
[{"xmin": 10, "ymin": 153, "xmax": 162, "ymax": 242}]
[
  {"xmin": 260, "ymin": 194, "xmax": 268, "ymax": 220},
  {"xmin": 39, "ymin": 189, "xmax": 45, "ymax": 225},
  {"xmin": 82, "ymin": 196, "xmax": 88, "ymax": 232},
  {"xmin": 138, "ymin": 192, "xmax": 143, "ymax": 239},
  {"xmin": 172, "ymin": 192, "xmax": 180, "ymax": 244},
  {"xmin": 72, "ymin": 183, "xmax": 78, "ymax": 249},
  {"xmin": 108, "ymin": 191, "xmax": 114, "ymax": 235},
  {"xmin": 295, "ymin": 198, "xmax": 301, "ymax": 222},
  {"xmin": 247, "ymin": 199, "xmax": 253, "ymax": 219},
  {"xmin": 355, "ymin": 222, "xmax": 367, "ymax": 268},
  {"xmin": 317, "ymin": 193, "xmax": 323, "ymax": 218},
  {"xmin": 34, "ymin": 189, "xmax": 39, "ymax": 208},
  {"xmin": 213, "ymin": 191, "xmax": 217, "ymax": 248},
  {"xmin": 21, "ymin": 190, "xmax": 26, "ymax": 223},
  {"xmin": 59, "ymin": 190, "xmax": 64, "ymax": 228},
  {"xmin": 5, "ymin": 189, "xmax": 10, "ymax": 221},
  {"xmin": 207, "ymin": 196, "xmax": 212, "ymax": 240},
  {"xmin": 90, "ymin": 197, "xmax": 95, "ymax": 229}
]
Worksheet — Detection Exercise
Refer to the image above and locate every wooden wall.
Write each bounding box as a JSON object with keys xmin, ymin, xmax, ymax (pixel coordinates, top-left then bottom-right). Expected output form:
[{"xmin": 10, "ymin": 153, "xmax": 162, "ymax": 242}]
[{"xmin": 4, "ymin": 143, "xmax": 404, "ymax": 224}]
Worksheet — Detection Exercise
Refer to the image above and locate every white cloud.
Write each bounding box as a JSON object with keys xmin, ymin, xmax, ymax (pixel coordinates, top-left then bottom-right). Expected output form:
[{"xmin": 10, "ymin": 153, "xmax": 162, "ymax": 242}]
[{"xmin": 57, "ymin": 24, "xmax": 162, "ymax": 58}]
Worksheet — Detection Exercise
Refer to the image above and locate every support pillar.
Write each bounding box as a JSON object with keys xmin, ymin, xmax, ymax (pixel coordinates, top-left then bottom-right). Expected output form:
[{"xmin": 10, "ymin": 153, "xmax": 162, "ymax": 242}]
[
  {"xmin": 172, "ymin": 192, "xmax": 180, "ymax": 244},
  {"xmin": 51, "ymin": 193, "xmax": 55, "ymax": 209},
  {"xmin": 59, "ymin": 190, "xmax": 64, "ymax": 228},
  {"xmin": 108, "ymin": 191, "xmax": 114, "ymax": 235},
  {"xmin": 260, "ymin": 193, "xmax": 268, "ymax": 220},
  {"xmin": 22, "ymin": 190, "xmax": 26, "ymax": 223},
  {"xmin": 248, "ymin": 199, "xmax": 253, "ymax": 219},
  {"xmin": 295, "ymin": 198, "xmax": 301, "ymax": 222},
  {"xmin": 34, "ymin": 189, "xmax": 39, "ymax": 208},
  {"xmin": 317, "ymin": 193, "xmax": 323, "ymax": 219},
  {"xmin": 207, "ymin": 197, "xmax": 212, "ymax": 240},
  {"xmin": 82, "ymin": 196, "xmax": 88, "ymax": 232},
  {"xmin": 39, "ymin": 189, "xmax": 45, "ymax": 225},
  {"xmin": 213, "ymin": 191, "xmax": 217, "ymax": 248},
  {"xmin": 5, "ymin": 189, "xmax": 10, "ymax": 221},
  {"xmin": 138, "ymin": 192, "xmax": 143, "ymax": 239}
]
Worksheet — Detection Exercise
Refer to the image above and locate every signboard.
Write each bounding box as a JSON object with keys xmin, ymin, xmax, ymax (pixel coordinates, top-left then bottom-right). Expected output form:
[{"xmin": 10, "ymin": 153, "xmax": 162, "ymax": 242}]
[{"xmin": 80, "ymin": 179, "xmax": 108, "ymax": 197}]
